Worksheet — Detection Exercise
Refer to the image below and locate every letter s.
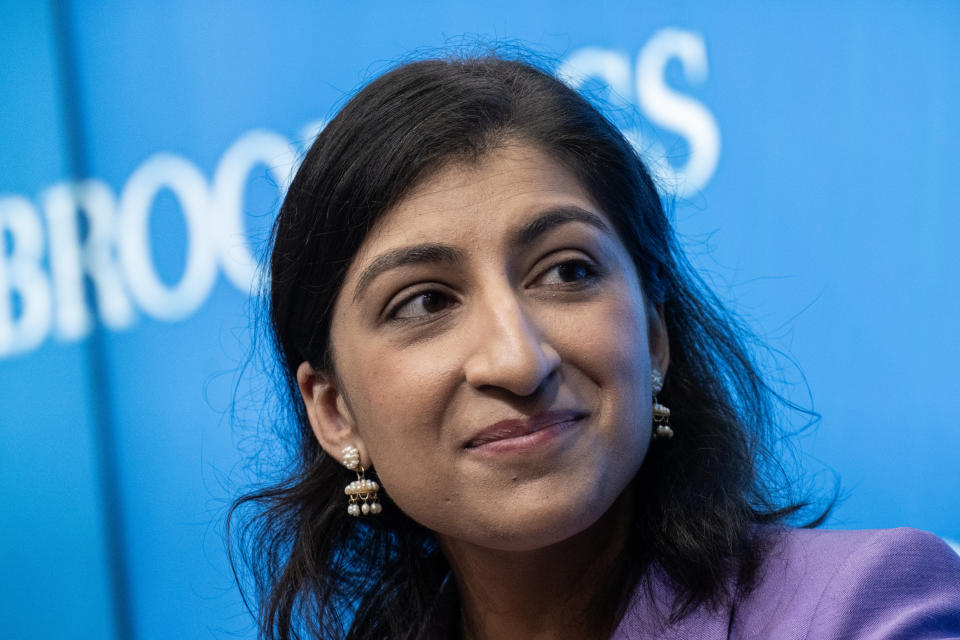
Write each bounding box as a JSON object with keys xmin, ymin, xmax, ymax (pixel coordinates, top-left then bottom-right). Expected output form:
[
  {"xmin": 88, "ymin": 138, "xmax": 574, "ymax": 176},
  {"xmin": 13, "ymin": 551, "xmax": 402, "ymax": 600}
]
[
  {"xmin": 636, "ymin": 28, "xmax": 720, "ymax": 197},
  {"xmin": 556, "ymin": 48, "xmax": 633, "ymax": 112}
]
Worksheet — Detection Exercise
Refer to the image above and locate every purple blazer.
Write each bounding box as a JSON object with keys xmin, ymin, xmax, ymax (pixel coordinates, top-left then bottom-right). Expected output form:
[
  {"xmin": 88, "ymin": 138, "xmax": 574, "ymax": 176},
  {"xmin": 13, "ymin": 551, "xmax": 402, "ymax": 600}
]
[{"xmin": 613, "ymin": 527, "xmax": 960, "ymax": 639}]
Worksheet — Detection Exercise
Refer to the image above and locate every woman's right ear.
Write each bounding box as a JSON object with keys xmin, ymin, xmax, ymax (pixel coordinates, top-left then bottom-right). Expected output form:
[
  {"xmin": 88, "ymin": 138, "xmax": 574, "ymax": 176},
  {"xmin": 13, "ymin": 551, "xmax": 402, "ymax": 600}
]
[{"xmin": 296, "ymin": 361, "xmax": 367, "ymax": 465}]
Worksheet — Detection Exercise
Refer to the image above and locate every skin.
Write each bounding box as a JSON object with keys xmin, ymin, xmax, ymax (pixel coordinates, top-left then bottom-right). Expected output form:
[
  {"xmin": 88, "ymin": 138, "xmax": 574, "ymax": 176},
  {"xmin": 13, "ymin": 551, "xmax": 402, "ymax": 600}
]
[{"xmin": 298, "ymin": 142, "xmax": 669, "ymax": 639}]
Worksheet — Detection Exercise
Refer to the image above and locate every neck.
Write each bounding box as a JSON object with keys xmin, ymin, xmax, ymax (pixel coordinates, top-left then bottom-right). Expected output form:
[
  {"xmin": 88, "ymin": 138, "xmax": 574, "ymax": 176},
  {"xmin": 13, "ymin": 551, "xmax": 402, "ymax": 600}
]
[{"xmin": 439, "ymin": 497, "xmax": 632, "ymax": 640}]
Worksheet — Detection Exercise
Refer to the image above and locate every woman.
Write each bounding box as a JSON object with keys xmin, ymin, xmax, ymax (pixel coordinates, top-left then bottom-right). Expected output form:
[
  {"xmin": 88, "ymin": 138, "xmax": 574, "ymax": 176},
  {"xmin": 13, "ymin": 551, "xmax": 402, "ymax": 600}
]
[{"xmin": 230, "ymin": 55, "xmax": 960, "ymax": 639}]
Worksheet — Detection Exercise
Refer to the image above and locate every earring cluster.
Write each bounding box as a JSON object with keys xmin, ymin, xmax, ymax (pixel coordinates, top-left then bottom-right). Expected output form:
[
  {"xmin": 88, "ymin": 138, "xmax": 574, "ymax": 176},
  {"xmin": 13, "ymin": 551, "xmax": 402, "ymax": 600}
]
[
  {"xmin": 341, "ymin": 445, "xmax": 382, "ymax": 516},
  {"xmin": 651, "ymin": 370, "xmax": 674, "ymax": 440}
]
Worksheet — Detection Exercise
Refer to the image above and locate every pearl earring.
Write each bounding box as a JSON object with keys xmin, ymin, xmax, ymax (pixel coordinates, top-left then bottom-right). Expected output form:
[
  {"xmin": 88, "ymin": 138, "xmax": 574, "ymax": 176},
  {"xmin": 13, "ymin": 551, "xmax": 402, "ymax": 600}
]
[
  {"xmin": 651, "ymin": 370, "xmax": 674, "ymax": 440},
  {"xmin": 341, "ymin": 445, "xmax": 382, "ymax": 516}
]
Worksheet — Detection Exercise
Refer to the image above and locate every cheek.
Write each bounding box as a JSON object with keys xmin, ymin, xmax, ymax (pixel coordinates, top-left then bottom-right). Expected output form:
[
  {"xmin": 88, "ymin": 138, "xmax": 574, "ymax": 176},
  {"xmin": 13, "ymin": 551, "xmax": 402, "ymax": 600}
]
[
  {"xmin": 339, "ymin": 340, "xmax": 458, "ymax": 504},
  {"xmin": 568, "ymin": 289, "xmax": 652, "ymax": 385},
  {"xmin": 562, "ymin": 289, "xmax": 654, "ymax": 447}
]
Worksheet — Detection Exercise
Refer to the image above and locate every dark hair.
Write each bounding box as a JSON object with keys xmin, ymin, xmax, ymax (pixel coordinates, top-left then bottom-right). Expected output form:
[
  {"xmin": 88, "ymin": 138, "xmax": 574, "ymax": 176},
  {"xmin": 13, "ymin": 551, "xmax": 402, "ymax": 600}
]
[{"xmin": 229, "ymin": 53, "xmax": 826, "ymax": 640}]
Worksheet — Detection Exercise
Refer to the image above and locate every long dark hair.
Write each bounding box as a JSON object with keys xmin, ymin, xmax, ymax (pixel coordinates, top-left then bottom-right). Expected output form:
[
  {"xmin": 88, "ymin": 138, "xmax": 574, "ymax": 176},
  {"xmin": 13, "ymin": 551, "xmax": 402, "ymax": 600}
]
[{"xmin": 229, "ymin": 53, "xmax": 827, "ymax": 640}]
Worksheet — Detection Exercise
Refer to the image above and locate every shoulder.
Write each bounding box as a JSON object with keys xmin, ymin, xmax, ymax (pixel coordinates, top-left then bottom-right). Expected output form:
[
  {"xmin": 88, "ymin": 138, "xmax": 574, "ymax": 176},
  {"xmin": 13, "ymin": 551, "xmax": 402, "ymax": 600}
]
[
  {"xmin": 613, "ymin": 527, "xmax": 960, "ymax": 640},
  {"xmin": 733, "ymin": 526, "xmax": 960, "ymax": 639}
]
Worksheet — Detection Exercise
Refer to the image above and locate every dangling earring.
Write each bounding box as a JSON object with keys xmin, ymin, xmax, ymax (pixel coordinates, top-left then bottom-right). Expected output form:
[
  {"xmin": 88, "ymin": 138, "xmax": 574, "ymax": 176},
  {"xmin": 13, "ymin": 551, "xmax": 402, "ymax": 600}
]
[
  {"xmin": 651, "ymin": 370, "xmax": 674, "ymax": 440},
  {"xmin": 341, "ymin": 445, "xmax": 382, "ymax": 516}
]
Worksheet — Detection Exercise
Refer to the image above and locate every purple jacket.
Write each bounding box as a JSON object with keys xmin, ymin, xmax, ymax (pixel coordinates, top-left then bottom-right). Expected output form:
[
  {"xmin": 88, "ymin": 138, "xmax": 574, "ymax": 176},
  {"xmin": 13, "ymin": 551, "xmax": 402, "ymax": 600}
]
[{"xmin": 613, "ymin": 527, "xmax": 960, "ymax": 639}]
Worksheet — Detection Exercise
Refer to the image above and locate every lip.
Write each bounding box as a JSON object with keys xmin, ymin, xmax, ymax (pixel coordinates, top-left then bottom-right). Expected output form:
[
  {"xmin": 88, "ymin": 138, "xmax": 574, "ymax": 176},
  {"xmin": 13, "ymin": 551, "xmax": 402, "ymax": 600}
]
[{"xmin": 464, "ymin": 410, "xmax": 586, "ymax": 453}]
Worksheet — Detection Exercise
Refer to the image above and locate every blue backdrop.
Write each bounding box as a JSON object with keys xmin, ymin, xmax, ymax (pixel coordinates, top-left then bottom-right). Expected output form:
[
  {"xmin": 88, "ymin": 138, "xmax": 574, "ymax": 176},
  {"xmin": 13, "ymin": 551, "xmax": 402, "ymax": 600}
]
[{"xmin": 1, "ymin": 2, "xmax": 957, "ymax": 639}]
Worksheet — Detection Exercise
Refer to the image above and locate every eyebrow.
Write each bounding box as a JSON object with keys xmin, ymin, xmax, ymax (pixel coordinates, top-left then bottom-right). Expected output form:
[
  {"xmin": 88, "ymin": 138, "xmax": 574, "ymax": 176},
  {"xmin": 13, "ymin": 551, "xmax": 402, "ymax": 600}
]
[
  {"xmin": 353, "ymin": 244, "xmax": 466, "ymax": 302},
  {"xmin": 351, "ymin": 205, "xmax": 613, "ymax": 302},
  {"xmin": 509, "ymin": 205, "xmax": 613, "ymax": 248}
]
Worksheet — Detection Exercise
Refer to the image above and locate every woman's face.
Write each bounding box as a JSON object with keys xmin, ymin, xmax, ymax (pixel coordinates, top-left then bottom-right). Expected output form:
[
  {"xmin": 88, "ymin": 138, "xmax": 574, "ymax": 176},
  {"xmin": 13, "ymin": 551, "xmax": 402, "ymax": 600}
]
[{"xmin": 299, "ymin": 143, "xmax": 668, "ymax": 552}]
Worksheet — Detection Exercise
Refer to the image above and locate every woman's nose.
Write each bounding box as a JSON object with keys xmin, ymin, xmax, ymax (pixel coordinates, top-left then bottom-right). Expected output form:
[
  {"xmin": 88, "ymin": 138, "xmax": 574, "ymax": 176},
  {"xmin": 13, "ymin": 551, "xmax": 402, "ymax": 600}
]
[{"xmin": 462, "ymin": 290, "xmax": 561, "ymax": 397}]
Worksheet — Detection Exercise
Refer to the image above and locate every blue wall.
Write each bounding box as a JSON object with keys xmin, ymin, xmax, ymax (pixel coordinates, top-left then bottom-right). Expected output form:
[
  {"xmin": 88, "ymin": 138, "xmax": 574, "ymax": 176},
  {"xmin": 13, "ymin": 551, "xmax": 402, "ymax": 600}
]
[{"xmin": 1, "ymin": 2, "xmax": 957, "ymax": 638}]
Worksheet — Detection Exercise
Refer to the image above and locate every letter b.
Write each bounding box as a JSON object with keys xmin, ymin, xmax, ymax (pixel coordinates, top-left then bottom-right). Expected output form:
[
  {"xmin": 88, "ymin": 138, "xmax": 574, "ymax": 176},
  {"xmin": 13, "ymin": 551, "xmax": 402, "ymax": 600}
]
[{"xmin": 0, "ymin": 196, "xmax": 52, "ymax": 357}]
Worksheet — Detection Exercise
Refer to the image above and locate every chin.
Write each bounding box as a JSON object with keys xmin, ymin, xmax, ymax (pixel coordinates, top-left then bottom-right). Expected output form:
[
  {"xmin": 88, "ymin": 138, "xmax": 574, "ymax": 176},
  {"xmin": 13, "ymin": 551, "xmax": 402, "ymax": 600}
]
[{"xmin": 445, "ymin": 489, "xmax": 624, "ymax": 553}]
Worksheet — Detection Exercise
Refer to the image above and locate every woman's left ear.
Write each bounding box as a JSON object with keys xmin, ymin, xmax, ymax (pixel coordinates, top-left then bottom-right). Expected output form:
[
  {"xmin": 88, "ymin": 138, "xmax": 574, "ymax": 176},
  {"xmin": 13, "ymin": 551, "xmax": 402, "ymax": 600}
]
[
  {"xmin": 296, "ymin": 361, "xmax": 372, "ymax": 469},
  {"xmin": 648, "ymin": 303, "xmax": 670, "ymax": 377}
]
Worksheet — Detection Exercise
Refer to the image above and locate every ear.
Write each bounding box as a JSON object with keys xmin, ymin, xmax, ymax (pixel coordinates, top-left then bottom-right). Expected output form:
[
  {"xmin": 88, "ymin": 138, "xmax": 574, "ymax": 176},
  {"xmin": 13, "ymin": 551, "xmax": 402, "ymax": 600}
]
[
  {"xmin": 647, "ymin": 303, "xmax": 670, "ymax": 379},
  {"xmin": 296, "ymin": 361, "xmax": 371, "ymax": 469}
]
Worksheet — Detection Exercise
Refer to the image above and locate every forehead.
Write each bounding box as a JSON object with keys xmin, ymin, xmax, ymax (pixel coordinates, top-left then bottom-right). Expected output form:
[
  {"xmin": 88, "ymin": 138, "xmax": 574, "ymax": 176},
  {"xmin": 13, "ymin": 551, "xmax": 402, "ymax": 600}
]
[{"xmin": 349, "ymin": 144, "xmax": 603, "ymax": 265}]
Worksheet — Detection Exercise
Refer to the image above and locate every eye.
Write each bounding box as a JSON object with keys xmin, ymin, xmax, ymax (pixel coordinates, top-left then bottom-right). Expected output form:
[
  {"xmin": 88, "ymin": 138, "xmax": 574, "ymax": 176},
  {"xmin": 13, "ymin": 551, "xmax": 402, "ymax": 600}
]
[
  {"xmin": 388, "ymin": 290, "xmax": 455, "ymax": 321},
  {"xmin": 536, "ymin": 259, "xmax": 600, "ymax": 287}
]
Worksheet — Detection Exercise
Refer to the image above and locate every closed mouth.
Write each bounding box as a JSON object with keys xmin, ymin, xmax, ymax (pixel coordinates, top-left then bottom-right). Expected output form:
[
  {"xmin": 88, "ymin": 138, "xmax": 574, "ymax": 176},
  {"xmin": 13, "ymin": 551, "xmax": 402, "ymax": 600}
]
[{"xmin": 465, "ymin": 410, "xmax": 587, "ymax": 449}]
